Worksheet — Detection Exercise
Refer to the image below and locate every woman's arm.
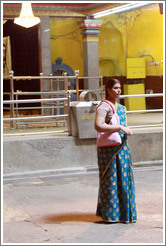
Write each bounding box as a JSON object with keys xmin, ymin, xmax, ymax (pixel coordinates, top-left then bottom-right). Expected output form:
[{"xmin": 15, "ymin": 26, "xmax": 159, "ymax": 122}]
[
  {"xmin": 94, "ymin": 115, "xmax": 132, "ymax": 136},
  {"xmin": 94, "ymin": 115, "xmax": 121, "ymax": 132}
]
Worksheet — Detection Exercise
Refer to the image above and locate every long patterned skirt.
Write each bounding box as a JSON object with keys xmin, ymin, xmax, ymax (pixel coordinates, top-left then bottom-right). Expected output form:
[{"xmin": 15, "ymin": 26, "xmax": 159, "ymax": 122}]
[{"xmin": 96, "ymin": 137, "xmax": 137, "ymax": 223}]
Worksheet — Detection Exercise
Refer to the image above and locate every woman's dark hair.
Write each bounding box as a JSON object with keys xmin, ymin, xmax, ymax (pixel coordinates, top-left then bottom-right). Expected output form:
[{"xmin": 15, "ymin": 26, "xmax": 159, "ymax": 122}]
[{"xmin": 105, "ymin": 78, "xmax": 120, "ymax": 98}]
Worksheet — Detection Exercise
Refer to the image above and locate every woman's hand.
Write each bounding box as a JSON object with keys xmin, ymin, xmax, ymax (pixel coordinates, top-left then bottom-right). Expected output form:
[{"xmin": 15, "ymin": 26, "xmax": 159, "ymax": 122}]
[{"xmin": 120, "ymin": 125, "xmax": 132, "ymax": 136}]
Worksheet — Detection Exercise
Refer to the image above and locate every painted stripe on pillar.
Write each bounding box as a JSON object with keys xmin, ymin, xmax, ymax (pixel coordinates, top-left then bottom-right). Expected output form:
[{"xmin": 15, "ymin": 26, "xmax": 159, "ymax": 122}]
[{"xmin": 83, "ymin": 37, "xmax": 99, "ymax": 42}]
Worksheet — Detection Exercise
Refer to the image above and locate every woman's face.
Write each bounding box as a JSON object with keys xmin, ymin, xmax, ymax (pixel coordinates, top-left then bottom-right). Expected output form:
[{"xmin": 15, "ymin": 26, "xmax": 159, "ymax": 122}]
[{"xmin": 107, "ymin": 82, "xmax": 121, "ymax": 99}]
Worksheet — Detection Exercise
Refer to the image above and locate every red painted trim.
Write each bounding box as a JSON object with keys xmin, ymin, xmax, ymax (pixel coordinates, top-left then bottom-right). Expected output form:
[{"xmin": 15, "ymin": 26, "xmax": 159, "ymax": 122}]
[
  {"xmin": 97, "ymin": 142, "xmax": 121, "ymax": 147},
  {"xmin": 3, "ymin": 3, "xmax": 105, "ymax": 10}
]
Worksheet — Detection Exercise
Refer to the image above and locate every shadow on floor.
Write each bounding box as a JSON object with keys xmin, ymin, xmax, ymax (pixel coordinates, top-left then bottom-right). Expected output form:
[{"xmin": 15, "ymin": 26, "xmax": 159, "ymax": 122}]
[
  {"xmin": 41, "ymin": 212, "xmax": 102, "ymax": 223},
  {"xmin": 40, "ymin": 212, "xmax": 136, "ymax": 225}
]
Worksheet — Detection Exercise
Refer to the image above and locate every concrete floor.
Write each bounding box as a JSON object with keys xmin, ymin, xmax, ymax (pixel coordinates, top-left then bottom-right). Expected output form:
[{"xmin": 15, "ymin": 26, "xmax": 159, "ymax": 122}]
[{"xmin": 3, "ymin": 165, "xmax": 164, "ymax": 244}]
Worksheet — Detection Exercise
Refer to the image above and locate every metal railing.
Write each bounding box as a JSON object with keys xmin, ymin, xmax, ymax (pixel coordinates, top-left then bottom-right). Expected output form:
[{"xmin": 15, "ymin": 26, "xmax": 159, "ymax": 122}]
[
  {"xmin": 3, "ymin": 71, "xmax": 104, "ymax": 132},
  {"xmin": 3, "ymin": 95, "xmax": 71, "ymax": 133},
  {"xmin": 119, "ymin": 93, "xmax": 163, "ymax": 114},
  {"xmin": 3, "ymin": 71, "xmax": 77, "ymax": 134},
  {"xmin": 119, "ymin": 93, "xmax": 163, "ymax": 129},
  {"xmin": 3, "ymin": 71, "xmax": 163, "ymax": 135}
]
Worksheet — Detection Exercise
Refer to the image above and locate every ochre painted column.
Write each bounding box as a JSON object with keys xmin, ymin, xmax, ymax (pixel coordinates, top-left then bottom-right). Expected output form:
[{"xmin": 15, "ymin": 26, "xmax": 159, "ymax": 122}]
[{"xmin": 79, "ymin": 19, "xmax": 103, "ymax": 92}]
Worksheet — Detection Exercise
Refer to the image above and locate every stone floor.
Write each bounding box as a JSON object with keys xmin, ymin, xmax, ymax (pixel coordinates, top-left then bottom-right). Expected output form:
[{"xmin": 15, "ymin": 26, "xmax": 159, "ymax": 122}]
[{"xmin": 3, "ymin": 166, "xmax": 163, "ymax": 244}]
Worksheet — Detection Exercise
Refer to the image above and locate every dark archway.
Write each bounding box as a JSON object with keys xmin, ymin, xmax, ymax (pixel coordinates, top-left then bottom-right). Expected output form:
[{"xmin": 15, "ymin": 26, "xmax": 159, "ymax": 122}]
[{"xmin": 3, "ymin": 20, "xmax": 40, "ymax": 108}]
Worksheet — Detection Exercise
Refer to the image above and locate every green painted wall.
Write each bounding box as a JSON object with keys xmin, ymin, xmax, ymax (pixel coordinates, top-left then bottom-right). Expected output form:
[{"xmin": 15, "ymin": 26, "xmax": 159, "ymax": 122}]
[{"xmin": 50, "ymin": 5, "xmax": 163, "ymax": 77}]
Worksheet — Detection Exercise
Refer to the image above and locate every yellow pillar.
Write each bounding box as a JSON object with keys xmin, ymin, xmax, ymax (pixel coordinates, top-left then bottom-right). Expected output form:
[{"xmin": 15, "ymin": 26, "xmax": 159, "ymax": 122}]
[
  {"xmin": 123, "ymin": 83, "xmax": 146, "ymax": 112},
  {"xmin": 124, "ymin": 57, "xmax": 146, "ymax": 112}
]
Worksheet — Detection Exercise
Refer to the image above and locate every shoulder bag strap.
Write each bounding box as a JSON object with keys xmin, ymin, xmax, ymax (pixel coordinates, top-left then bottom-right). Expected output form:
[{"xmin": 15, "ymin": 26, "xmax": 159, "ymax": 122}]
[{"xmin": 101, "ymin": 100, "xmax": 116, "ymax": 114}]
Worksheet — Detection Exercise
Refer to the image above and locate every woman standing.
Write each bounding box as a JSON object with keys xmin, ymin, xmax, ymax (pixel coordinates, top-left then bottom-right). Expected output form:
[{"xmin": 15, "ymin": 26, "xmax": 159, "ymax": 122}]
[{"xmin": 94, "ymin": 78, "xmax": 137, "ymax": 223}]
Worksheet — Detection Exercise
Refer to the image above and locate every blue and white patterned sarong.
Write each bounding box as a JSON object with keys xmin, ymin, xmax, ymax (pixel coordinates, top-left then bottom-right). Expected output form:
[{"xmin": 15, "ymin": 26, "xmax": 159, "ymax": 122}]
[{"xmin": 96, "ymin": 104, "xmax": 137, "ymax": 223}]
